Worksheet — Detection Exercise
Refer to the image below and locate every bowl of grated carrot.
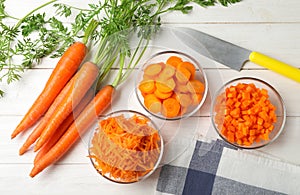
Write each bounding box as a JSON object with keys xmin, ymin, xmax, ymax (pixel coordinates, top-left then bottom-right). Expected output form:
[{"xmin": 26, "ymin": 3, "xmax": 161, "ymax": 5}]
[
  {"xmin": 88, "ymin": 110, "xmax": 164, "ymax": 184},
  {"xmin": 211, "ymin": 77, "xmax": 286, "ymax": 149},
  {"xmin": 135, "ymin": 50, "xmax": 208, "ymax": 120}
]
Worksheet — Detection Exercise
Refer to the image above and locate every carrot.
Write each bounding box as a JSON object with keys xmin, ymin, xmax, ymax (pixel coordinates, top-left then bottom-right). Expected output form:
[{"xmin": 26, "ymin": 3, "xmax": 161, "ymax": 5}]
[
  {"xmin": 175, "ymin": 66, "xmax": 191, "ymax": 84},
  {"xmin": 166, "ymin": 55, "xmax": 183, "ymax": 68},
  {"xmin": 11, "ymin": 42, "xmax": 87, "ymax": 138},
  {"xmin": 33, "ymin": 88, "xmax": 94, "ymax": 164},
  {"xmin": 162, "ymin": 97, "xmax": 181, "ymax": 118},
  {"xmin": 155, "ymin": 78, "xmax": 176, "ymax": 93},
  {"xmin": 214, "ymin": 83, "xmax": 277, "ymax": 146},
  {"xmin": 89, "ymin": 114, "xmax": 161, "ymax": 183},
  {"xmin": 144, "ymin": 94, "xmax": 162, "ymax": 113},
  {"xmin": 178, "ymin": 61, "xmax": 196, "ymax": 80},
  {"xmin": 18, "ymin": 74, "xmax": 77, "ymax": 155},
  {"xmin": 11, "ymin": 42, "xmax": 87, "ymax": 139},
  {"xmin": 138, "ymin": 55, "xmax": 206, "ymax": 118},
  {"xmin": 30, "ymin": 85, "xmax": 115, "ymax": 177},
  {"xmin": 144, "ymin": 63, "xmax": 163, "ymax": 77},
  {"xmin": 159, "ymin": 64, "xmax": 176, "ymax": 79},
  {"xmin": 138, "ymin": 79, "xmax": 156, "ymax": 94},
  {"xmin": 33, "ymin": 61, "xmax": 99, "ymax": 151}
]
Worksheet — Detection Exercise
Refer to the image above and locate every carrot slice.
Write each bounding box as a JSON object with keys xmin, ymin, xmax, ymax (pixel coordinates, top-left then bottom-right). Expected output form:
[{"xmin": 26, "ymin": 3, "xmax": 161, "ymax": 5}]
[
  {"xmin": 156, "ymin": 78, "xmax": 175, "ymax": 93},
  {"xmin": 175, "ymin": 67, "xmax": 191, "ymax": 84},
  {"xmin": 144, "ymin": 94, "xmax": 162, "ymax": 113},
  {"xmin": 187, "ymin": 79, "xmax": 205, "ymax": 94},
  {"xmin": 162, "ymin": 97, "xmax": 180, "ymax": 118},
  {"xmin": 178, "ymin": 61, "xmax": 196, "ymax": 80},
  {"xmin": 159, "ymin": 64, "xmax": 176, "ymax": 79},
  {"xmin": 166, "ymin": 56, "xmax": 183, "ymax": 68},
  {"xmin": 154, "ymin": 89, "xmax": 173, "ymax": 100},
  {"xmin": 175, "ymin": 93, "xmax": 192, "ymax": 108},
  {"xmin": 138, "ymin": 79, "xmax": 156, "ymax": 94},
  {"xmin": 144, "ymin": 63, "xmax": 163, "ymax": 77}
]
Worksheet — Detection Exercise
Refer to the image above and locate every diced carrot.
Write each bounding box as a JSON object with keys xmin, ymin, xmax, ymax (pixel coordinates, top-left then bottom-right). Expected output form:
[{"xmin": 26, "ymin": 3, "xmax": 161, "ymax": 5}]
[{"xmin": 213, "ymin": 82, "xmax": 277, "ymax": 147}]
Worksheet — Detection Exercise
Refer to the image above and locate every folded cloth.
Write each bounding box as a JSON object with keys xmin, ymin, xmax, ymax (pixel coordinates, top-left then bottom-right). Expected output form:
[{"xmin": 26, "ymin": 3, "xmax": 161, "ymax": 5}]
[{"xmin": 155, "ymin": 138, "xmax": 300, "ymax": 195}]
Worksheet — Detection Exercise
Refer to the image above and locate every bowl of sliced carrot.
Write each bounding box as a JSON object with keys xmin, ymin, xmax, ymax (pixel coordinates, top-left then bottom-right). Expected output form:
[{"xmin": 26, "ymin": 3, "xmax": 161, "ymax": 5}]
[
  {"xmin": 88, "ymin": 110, "xmax": 163, "ymax": 184},
  {"xmin": 211, "ymin": 77, "xmax": 286, "ymax": 149},
  {"xmin": 135, "ymin": 50, "xmax": 208, "ymax": 120}
]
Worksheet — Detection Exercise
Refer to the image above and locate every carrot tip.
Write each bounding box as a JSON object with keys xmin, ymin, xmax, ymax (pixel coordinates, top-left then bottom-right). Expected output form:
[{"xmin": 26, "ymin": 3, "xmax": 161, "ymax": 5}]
[{"xmin": 19, "ymin": 148, "xmax": 26, "ymax": 155}]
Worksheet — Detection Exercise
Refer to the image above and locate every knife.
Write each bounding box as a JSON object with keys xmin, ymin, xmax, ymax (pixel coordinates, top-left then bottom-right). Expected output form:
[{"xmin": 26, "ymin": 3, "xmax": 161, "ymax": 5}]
[{"xmin": 173, "ymin": 27, "xmax": 300, "ymax": 83}]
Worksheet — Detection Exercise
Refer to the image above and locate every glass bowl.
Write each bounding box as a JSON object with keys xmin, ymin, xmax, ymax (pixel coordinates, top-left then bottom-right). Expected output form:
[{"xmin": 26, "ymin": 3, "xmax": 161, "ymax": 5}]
[
  {"xmin": 211, "ymin": 77, "xmax": 286, "ymax": 149},
  {"xmin": 135, "ymin": 50, "xmax": 208, "ymax": 120},
  {"xmin": 88, "ymin": 110, "xmax": 164, "ymax": 184}
]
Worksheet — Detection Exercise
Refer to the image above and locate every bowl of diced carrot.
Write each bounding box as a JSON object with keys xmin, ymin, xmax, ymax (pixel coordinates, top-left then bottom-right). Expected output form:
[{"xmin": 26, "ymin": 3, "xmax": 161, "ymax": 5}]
[
  {"xmin": 211, "ymin": 77, "xmax": 286, "ymax": 149},
  {"xmin": 135, "ymin": 50, "xmax": 208, "ymax": 120},
  {"xmin": 88, "ymin": 110, "xmax": 164, "ymax": 184}
]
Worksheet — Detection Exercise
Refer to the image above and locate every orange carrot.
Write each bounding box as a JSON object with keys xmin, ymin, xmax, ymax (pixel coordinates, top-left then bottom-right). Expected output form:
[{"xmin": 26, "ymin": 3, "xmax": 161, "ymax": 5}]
[
  {"xmin": 166, "ymin": 56, "xmax": 183, "ymax": 68},
  {"xmin": 18, "ymin": 74, "xmax": 77, "ymax": 155},
  {"xmin": 33, "ymin": 88, "xmax": 94, "ymax": 164},
  {"xmin": 138, "ymin": 55, "xmax": 206, "ymax": 118},
  {"xmin": 214, "ymin": 83, "xmax": 277, "ymax": 146},
  {"xmin": 33, "ymin": 61, "xmax": 99, "ymax": 151},
  {"xmin": 30, "ymin": 85, "xmax": 115, "ymax": 177},
  {"xmin": 11, "ymin": 42, "xmax": 87, "ymax": 139},
  {"xmin": 89, "ymin": 114, "xmax": 161, "ymax": 183},
  {"xmin": 162, "ymin": 97, "xmax": 181, "ymax": 118}
]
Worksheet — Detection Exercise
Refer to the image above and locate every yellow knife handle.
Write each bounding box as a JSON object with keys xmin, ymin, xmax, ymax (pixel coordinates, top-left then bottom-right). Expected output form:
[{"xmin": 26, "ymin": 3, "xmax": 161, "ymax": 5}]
[{"xmin": 249, "ymin": 51, "xmax": 300, "ymax": 83}]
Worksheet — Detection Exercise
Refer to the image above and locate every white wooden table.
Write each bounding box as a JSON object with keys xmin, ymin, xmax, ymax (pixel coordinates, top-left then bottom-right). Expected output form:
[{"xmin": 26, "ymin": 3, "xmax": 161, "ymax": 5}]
[{"xmin": 1, "ymin": 1, "xmax": 300, "ymax": 194}]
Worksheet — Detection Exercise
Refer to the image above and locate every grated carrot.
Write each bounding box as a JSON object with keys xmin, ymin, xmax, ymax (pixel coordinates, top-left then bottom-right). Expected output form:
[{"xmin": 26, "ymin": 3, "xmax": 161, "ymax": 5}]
[{"xmin": 89, "ymin": 114, "xmax": 162, "ymax": 183}]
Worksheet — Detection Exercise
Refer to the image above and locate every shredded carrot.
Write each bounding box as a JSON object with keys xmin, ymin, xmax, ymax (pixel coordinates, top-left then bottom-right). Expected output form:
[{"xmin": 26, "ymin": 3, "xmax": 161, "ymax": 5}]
[
  {"xmin": 214, "ymin": 82, "xmax": 277, "ymax": 146},
  {"xmin": 89, "ymin": 114, "xmax": 162, "ymax": 183}
]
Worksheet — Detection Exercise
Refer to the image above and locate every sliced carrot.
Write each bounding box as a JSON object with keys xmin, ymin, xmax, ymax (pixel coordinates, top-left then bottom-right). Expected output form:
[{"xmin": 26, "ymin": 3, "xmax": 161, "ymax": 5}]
[
  {"xmin": 159, "ymin": 64, "xmax": 176, "ymax": 79},
  {"xmin": 166, "ymin": 55, "xmax": 183, "ymax": 68},
  {"xmin": 156, "ymin": 78, "xmax": 175, "ymax": 93},
  {"xmin": 144, "ymin": 94, "xmax": 162, "ymax": 113},
  {"xmin": 162, "ymin": 97, "xmax": 181, "ymax": 118},
  {"xmin": 191, "ymin": 93, "xmax": 203, "ymax": 105},
  {"xmin": 187, "ymin": 79, "xmax": 205, "ymax": 94},
  {"xmin": 144, "ymin": 63, "xmax": 163, "ymax": 77},
  {"xmin": 175, "ymin": 67, "xmax": 191, "ymax": 84},
  {"xmin": 138, "ymin": 79, "xmax": 156, "ymax": 94},
  {"xmin": 175, "ymin": 93, "xmax": 192, "ymax": 108},
  {"xmin": 154, "ymin": 89, "xmax": 173, "ymax": 100},
  {"xmin": 178, "ymin": 61, "xmax": 196, "ymax": 80}
]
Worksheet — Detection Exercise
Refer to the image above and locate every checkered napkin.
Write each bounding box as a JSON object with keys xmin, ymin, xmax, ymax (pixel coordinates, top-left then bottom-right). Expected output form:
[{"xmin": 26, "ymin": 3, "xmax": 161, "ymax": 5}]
[{"xmin": 155, "ymin": 138, "xmax": 300, "ymax": 195}]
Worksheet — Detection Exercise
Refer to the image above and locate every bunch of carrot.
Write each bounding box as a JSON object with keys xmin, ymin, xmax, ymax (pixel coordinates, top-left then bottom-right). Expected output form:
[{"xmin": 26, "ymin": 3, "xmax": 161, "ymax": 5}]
[
  {"xmin": 138, "ymin": 55, "xmax": 205, "ymax": 118},
  {"xmin": 213, "ymin": 82, "xmax": 277, "ymax": 146},
  {"xmin": 89, "ymin": 114, "xmax": 162, "ymax": 183},
  {"xmin": 10, "ymin": 19, "xmax": 120, "ymax": 177}
]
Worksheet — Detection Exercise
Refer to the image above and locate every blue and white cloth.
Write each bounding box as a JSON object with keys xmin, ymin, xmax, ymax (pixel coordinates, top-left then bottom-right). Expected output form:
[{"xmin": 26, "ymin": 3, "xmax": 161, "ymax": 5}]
[{"xmin": 155, "ymin": 138, "xmax": 300, "ymax": 195}]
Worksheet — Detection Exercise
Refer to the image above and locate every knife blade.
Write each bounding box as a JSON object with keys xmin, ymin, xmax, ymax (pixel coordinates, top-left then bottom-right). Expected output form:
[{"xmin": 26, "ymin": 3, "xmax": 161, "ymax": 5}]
[{"xmin": 173, "ymin": 27, "xmax": 300, "ymax": 83}]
